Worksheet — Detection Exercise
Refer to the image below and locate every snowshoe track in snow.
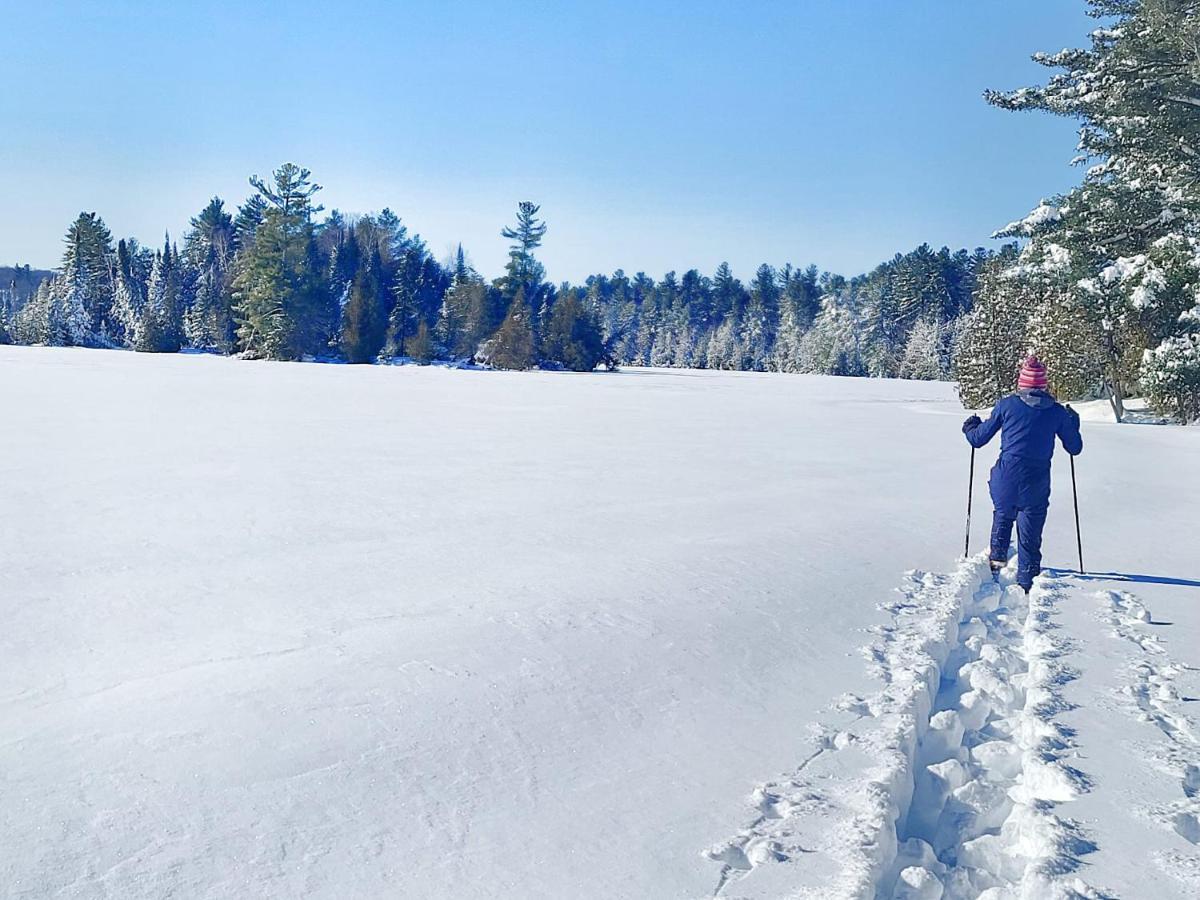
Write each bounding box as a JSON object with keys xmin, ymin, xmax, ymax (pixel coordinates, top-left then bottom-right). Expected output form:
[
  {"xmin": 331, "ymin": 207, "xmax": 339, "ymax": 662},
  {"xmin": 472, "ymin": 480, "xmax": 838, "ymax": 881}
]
[
  {"xmin": 1098, "ymin": 589, "xmax": 1200, "ymax": 883},
  {"xmin": 702, "ymin": 557, "xmax": 1100, "ymax": 899}
]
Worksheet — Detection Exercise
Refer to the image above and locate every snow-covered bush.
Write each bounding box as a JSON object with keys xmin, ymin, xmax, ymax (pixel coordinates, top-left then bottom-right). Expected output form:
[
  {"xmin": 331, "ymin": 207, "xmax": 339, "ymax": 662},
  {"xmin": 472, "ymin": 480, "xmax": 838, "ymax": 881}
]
[{"xmin": 1141, "ymin": 334, "xmax": 1200, "ymax": 423}]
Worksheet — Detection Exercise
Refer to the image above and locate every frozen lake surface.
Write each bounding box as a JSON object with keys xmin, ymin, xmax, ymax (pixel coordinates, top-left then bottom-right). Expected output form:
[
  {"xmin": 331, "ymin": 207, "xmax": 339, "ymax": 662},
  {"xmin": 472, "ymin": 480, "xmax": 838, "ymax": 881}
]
[{"xmin": 2, "ymin": 346, "xmax": 1197, "ymax": 898}]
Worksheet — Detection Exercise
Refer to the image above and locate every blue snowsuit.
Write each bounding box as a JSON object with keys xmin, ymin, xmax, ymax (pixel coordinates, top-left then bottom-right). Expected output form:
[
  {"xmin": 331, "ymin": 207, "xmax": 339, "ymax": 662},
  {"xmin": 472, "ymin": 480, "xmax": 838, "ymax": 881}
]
[{"xmin": 962, "ymin": 389, "xmax": 1082, "ymax": 590}]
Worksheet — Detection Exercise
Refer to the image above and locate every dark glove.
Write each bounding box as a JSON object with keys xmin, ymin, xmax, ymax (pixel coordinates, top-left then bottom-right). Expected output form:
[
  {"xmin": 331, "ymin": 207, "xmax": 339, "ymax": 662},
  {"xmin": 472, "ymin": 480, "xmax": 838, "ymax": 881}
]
[{"xmin": 962, "ymin": 415, "xmax": 982, "ymax": 434}]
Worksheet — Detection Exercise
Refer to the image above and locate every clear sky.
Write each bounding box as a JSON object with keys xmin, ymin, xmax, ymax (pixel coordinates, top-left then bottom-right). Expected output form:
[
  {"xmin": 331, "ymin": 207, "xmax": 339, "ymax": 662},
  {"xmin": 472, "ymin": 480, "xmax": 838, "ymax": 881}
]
[{"xmin": 1, "ymin": 1, "xmax": 1095, "ymax": 282}]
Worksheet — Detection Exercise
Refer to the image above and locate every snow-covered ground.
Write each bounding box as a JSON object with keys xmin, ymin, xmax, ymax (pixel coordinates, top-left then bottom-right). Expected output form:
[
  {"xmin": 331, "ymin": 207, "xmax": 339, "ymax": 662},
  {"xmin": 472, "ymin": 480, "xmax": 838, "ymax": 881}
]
[{"xmin": 1, "ymin": 346, "xmax": 1197, "ymax": 899}]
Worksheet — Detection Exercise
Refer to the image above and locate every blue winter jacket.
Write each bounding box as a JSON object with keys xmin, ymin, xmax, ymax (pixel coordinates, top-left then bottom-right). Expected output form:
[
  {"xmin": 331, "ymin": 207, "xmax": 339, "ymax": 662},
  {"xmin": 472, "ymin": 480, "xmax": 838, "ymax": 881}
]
[
  {"xmin": 964, "ymin": 389, "xmax": 1082, "ymax": 461},
  {"xmin": 964, "ymin": 389, "xmax": 1083, "ymax": 510}
]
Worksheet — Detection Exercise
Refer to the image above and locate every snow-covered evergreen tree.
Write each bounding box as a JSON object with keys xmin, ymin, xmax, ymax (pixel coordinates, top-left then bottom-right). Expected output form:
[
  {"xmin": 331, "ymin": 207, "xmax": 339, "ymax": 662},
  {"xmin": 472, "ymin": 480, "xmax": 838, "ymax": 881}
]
[
  {"xmin": 768, "ymin": 293, "xmax": 804, "ymax": 373},
  {"xmin": 799, "ymin": 295, "xmax": 865, "ymax": 376},
  {"xmin": 704, "ymin": 316, "xmax": 740, "ymax": 370},
  {"xmin": 51, "ymin": 274, "xmax": 92, "ymax": 347},
  {"xmin": 1141, "ymin": 332, "xmax": 1200, "ymax": 422},
  {"xmin": 233, "ymin": 164, "xmax": 329, "ymax": 359},
  {"xmin": 56, "ymin": 212, "xmax": 115, "ymax": 346},
  {"xmin": 12, "ymin": 278, "xmax": 54, "ymax": 345},
  {"xmin": 183, "ymin": 198, "xmax": 236, "ymax": 352},
  {"xmin": 1024, "ymin": 295, "xmax": 1104, "ymax": 401},
  {"xmin": 954, "ymin": 255, "xmax": 1031, "ymax": 408},
  {"xmin": 436, "ymin": 277, "xmax": 492, "ymax": 360},
  {"xmin": 137, "ymin": 240, "xmax": 184, "ymax": 353},
  {"xmin": 986, "ymin": 0, "xmax": 1200, "ymax": 417},
  {"xmin": 898, "ymin": 319, "xmax": 948, "ymax": 381},
  {"xmin": 740, "ymin": 264, "xmax": 779, "ymax": 371},
  {"xmin": 111, "ymin": 239, "xmax": 147, "ymax": 347}
]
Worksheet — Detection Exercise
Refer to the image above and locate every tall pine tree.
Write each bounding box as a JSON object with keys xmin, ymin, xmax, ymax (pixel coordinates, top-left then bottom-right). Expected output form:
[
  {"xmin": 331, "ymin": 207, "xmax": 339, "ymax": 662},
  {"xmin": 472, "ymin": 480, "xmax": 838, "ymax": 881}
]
[{"xmin": 232, "ymin": 163, "xmax": 330, "ymax": 360}]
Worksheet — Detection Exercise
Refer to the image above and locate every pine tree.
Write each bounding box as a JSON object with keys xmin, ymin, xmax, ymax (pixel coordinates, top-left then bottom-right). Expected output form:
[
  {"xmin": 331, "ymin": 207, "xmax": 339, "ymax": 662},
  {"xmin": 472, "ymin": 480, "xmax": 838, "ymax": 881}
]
[
  {"xmin": 435, "ymin": 277, "xmax": 492, "ymax": 359},
  {"xmin": 234, "ymin": 194, "xmax": 268, "ymax": 250},
  {"xmin": 898, "ymin": 319, "xmax": 948, "ymax": 381},
  {"xmin": 679, "ymin": 269, "xmax": 713, "ymax": 333},
  {"xmin": 111, "ymin": 239, "xmax": 146, "ymax": 346},
  {"xmin": 1023, "ymin": 297, "xmax": 1103, "ymax": 400},
  {"xmin": 769, "ymin": 294, "xmax": 803, "ymax": 373},
  {"xmin": 711, "ymin": 262, "xmax": 747, "ymax": 323},
  {"xmin": 137, "ymin": 238, "xmax": 184, "ymax": 352},
  {"xmin": 500, "ymin": 202, "xmax": 547, "ymax": 295},
  {"xmin": 705, "ymin": 316, "xmax": 738, "ymax": 370},
  {"xmin": 496, "ymin": 201, "xmax": 550, "ymax": 345},
  {"xmin": 986, "ymin": 1, "xmax": 1200, "ymax": 418},
  {"xmin": 232, "ymin": 163, "xmax": 329, "ymax": 359},
  {"xmin": 782, "ymin": 264, "xmax": 821, "ymax": 330},
  {"xmin": 13, "ymin": 279, "xmax": 48, "ymax": 344},
  {"xmin": 482, "ymin": 288, "xmax": 535, "ymax": 370},
  {"xmin": 540, "ymin": 288, "xmax": 604, "ymax": 371},
  {"xmin": 434, "ymin": 286, "xmax": 465, "ymax": 357},
  {"xmin": 384, "ymin": 237, "xmax": 448, "ymax": 358},
  {"xmin": 58, "ymin": 212, "xmax": 115, "ymax": 346},
  {"xmin": 332, "ymin": 226, "xmax": 362, "ymax": 312},
  {"xmin": 51, "ymin": 273, "xmax": 91, "ymax": 347},
  {"xmin": 340, "ymin": 245, "xmax": 387, "ymax": 363},
  {"xmin": 452, "ymin": 243, "xmax": 473, "ymax": 282},
  {"xmin": 12, "ymin": 280, "xmax": 51, "ymax": 348},
  {"xmin": 798, "ymin": 295, "xmax": 865, "ymax": 376},
  {"xmin": 183, "ymin": 198, "xmax": 236, "ymax": 352},
  {"xmin": 649, "ymin": 273, "xmax": 680, "ymax": 368},
  {"xmin": 386, "ymin": 246, "xmax": 422, "ymax": 357},
  {"xmin": 597, "ymin": 270, "xmax": 639, "ymax": 365},
  {"xmin": 408, "ymin": 320, "xmax": 435, "ymax": 364},
  {"xmin": 742, "ymin": 264, "xmax": 780, "ymax": 371},
  {"xmin": 1142, "ymin": 332, "xmax": 1200, "ymax": 422},
  {"xmin": 375, "ymin": 208, "xmax": 412, "ymax": 265},
  {"xmin": 954, "ymin": 256, "xmax": 1031, "ymax": 407}
]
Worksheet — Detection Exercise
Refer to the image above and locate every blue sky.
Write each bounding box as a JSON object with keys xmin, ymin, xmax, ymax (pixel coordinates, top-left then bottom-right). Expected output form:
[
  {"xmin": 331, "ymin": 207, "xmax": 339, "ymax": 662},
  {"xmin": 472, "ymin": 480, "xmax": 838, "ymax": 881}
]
[{"xmin": 1, "ymin": 1, "xmax": 1095, "ymax": 282}]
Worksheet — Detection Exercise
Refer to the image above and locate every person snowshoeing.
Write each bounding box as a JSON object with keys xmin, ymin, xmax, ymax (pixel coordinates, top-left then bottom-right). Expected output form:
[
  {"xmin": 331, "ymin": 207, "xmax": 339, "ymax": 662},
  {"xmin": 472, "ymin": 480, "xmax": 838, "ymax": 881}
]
[{"xmin": 962, "ymin": 356, "xmax": 1082, "ymax": 592}]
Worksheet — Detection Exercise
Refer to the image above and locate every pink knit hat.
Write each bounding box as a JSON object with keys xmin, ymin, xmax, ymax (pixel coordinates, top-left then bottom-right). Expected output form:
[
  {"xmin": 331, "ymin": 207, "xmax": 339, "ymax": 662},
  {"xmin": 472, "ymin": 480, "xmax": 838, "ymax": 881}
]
[{"xmin": 1018, "ymin": 356, "xmax": 1048, "ymax": 390}]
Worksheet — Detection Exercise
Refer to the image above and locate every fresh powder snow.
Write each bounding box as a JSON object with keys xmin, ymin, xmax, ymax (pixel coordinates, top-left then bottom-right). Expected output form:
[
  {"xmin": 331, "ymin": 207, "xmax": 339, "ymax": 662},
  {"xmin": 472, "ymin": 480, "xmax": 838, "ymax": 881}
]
[{"xmin": 2, "ymin": 346, "xmax": 1197, "ymax": 899}]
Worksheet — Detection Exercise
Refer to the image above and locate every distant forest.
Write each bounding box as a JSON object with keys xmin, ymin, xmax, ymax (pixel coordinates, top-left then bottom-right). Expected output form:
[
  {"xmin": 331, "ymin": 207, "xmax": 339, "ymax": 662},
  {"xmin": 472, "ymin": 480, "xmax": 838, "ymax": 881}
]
[
  {"xmin": 0, "ymin": 265, "xmax": 50, "ymax": 305},
  {"xmin": 4, "ymin": 3, "xmax": 1200, "ymax": 422},
  {"xmin": 0, "ymin": 169, "xmax": 994, "ymax": 382}
]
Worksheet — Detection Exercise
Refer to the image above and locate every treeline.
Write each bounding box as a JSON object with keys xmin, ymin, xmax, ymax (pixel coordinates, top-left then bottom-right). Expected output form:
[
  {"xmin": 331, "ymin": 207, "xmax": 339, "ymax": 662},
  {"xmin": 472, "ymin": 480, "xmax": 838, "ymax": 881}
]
[
  {"xmin": 0, "ymin": 265, "xmax": 50, "ymax": 330},
  {"xmin": 0, "ymin": 161, "xmax": 997, "ymax": 379},
  {"xmin": 955, "ymin": 0, "xmax": 1200, "ymax": 423},
  {"xmin": 7, "ymin": 0, "xmax": 1197, "ymax": 424},
  {"xmin": 591, "ymin": 244, "xmax": 988, "ymax": 377}
]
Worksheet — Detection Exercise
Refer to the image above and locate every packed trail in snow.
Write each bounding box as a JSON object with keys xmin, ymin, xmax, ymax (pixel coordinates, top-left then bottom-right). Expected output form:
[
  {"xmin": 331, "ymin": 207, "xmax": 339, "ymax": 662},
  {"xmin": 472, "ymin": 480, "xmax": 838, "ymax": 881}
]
[
  {"xmin": 704, "ymin": 557, "xmax": 1091, "ymax": 898},
  {"xmin": 1094, "ymin": 588, "xmax": 1200, "ymax": 886},
  {"xmin": 702, "ymin": 554, "xmax": 1200, "ymax": 899}
]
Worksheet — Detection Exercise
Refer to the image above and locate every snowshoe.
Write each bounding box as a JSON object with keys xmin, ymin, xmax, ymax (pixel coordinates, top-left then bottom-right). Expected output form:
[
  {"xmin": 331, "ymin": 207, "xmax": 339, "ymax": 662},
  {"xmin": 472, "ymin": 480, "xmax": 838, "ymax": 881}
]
[{"xmin": 989, "ymin": 559, "xmax": 1005, "ymax": 582}]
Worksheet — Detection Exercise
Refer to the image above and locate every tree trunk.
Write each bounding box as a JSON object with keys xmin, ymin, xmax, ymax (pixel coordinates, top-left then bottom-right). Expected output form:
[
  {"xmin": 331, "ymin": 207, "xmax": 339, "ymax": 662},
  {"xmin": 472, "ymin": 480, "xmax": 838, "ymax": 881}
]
[{"xmin": 1107, "ymin": 368, "xmax": 1126, "ymax": 423}]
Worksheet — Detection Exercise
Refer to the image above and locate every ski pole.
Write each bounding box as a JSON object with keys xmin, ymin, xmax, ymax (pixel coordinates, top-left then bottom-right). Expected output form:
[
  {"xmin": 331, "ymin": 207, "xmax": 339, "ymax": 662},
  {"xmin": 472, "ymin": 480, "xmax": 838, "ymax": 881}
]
[
  {"xmin": 1070, "ymin": 454, "xmax": 1084, "ymax": 574},
  {"xmin": 964, "ymin": 446, "xmax": 975, "ymax": 558}
]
